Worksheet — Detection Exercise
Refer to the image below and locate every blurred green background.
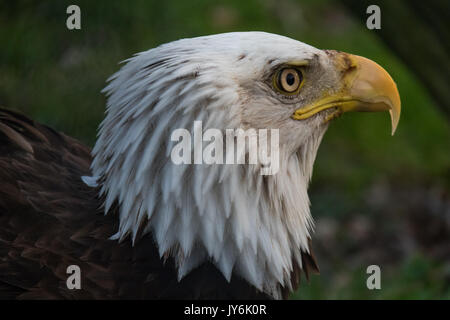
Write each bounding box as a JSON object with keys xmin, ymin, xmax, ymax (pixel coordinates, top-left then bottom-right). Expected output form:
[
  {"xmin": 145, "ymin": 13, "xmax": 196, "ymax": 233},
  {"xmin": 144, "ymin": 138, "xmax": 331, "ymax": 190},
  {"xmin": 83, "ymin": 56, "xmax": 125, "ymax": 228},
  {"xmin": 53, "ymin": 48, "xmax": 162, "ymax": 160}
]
[{"xmin": 1, "ymin": 0, "xmax": 449, "ymax": 299}]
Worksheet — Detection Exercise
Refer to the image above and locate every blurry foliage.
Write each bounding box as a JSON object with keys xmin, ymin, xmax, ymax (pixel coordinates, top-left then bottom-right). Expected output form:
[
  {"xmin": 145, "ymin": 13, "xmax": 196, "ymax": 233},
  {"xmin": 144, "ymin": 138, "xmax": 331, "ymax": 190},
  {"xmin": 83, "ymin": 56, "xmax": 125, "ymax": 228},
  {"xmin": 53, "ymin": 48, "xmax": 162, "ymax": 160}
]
[
  {"xmin": 0, "ymin": 0, "xmax": 448, "ymax": 299},
  {"xmin": 292, "ymin": 254, "xmax": 450, "ymax": 299}
]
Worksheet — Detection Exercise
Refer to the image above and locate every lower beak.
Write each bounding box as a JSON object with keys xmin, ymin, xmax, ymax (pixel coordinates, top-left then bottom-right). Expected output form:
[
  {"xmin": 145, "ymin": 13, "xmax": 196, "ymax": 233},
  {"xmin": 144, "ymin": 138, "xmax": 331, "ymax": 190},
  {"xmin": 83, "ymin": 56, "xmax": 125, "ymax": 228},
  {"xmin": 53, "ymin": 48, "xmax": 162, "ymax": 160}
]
[{"xmin": 292, "ymin": 53, "xmax": 401, "ymax": 135}]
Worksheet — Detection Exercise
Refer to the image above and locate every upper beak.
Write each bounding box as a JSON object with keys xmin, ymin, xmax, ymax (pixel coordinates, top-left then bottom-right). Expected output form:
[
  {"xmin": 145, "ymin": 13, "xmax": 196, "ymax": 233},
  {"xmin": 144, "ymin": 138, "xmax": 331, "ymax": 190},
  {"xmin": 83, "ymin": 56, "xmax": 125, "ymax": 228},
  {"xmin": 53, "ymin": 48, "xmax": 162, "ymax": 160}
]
[{"xmin": 292, "ymin": 53, "xmax": 401, "ymax": 135}]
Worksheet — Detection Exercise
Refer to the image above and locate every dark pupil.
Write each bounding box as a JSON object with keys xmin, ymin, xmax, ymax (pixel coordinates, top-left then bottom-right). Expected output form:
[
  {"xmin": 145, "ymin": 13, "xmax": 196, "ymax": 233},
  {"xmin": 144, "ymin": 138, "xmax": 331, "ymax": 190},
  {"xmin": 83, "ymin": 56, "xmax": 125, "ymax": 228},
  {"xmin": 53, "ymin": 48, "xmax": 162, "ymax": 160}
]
[{"xmin": 286, "ymin": 72, "xmax": 295, "ymax": 86}]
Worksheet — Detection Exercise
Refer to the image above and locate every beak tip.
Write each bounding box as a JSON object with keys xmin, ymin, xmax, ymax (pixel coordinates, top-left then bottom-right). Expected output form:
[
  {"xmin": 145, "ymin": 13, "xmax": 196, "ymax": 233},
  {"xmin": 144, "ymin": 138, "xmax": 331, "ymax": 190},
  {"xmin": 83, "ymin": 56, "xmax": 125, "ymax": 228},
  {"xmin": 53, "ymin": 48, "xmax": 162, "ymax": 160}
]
[{"xmin": 389, "ymin": 106, "xmax": 400, "ymax": 136}]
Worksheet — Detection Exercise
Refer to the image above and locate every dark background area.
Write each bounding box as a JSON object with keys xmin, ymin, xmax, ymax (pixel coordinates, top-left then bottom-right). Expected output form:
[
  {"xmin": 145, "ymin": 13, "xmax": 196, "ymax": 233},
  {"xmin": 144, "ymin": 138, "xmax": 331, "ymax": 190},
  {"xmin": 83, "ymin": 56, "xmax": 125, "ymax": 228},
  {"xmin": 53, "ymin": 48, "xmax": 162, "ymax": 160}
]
[{"xmin": 0, "ymin": 0, "xmax": 449, "ymax": 299}]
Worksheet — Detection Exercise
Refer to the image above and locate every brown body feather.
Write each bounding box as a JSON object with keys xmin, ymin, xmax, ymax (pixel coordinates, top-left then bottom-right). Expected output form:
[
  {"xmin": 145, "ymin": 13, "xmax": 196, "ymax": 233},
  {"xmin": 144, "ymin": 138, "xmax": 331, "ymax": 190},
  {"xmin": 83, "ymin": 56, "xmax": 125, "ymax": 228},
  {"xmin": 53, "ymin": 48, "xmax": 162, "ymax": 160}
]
[{"xmin": 0, "ymin": 108, "xmax": 318, "ymax": 299}]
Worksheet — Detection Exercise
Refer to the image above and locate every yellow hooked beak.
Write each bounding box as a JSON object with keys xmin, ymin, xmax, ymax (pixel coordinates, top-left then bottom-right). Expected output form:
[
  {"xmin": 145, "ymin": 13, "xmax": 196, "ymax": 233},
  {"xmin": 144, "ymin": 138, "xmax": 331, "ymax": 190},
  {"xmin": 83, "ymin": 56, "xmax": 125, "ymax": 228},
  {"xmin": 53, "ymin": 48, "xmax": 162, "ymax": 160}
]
[{"xmin": 292, "ymin": 53, "xmax": 401, "ymax": 135}]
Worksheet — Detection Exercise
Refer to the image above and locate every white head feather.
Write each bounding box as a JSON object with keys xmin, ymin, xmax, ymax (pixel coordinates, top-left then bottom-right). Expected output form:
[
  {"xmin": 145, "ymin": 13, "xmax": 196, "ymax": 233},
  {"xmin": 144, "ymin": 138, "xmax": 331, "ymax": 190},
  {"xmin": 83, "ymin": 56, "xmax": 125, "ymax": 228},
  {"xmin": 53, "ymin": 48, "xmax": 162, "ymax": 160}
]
[{"xmin": 90, "ymin": 32, "xmax": 340, "ymax": 298}]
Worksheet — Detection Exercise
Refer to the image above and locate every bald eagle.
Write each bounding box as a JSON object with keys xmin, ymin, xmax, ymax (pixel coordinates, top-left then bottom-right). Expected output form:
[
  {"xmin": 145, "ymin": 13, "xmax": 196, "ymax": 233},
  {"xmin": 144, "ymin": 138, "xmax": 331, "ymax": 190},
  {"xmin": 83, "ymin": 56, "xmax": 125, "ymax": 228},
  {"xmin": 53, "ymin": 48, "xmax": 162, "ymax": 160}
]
[{"xmin": 0, "ymin": 32, "xmax": 400, "ymax": 299}]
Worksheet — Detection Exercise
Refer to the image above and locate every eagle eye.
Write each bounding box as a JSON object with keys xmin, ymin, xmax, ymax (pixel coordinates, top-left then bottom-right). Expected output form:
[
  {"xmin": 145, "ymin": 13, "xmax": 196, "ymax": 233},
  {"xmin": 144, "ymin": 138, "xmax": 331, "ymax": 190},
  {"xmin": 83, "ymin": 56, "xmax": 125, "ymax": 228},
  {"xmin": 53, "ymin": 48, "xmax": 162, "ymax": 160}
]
[{"xmin": 273, "ymin": 67, "xmax": 304, "ymax": 95}]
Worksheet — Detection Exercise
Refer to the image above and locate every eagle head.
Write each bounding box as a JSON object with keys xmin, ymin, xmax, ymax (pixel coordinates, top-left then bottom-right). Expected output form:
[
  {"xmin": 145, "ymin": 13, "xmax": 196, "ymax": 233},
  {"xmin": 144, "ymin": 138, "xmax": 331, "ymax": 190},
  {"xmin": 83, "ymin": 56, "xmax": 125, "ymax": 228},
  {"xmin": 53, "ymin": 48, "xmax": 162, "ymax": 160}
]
[{"xmin": 89, "ymin": 32, "xmax": 401, "ymax": 299}]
